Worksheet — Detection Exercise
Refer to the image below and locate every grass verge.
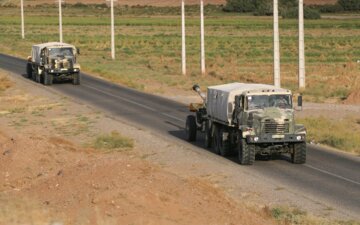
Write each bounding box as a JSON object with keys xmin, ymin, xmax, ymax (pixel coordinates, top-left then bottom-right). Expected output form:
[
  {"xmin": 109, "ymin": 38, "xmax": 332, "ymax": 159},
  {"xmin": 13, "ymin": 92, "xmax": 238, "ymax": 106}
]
[
  {"xmin": 298, "ymin": 116, "xmax": 360, "ymax": 155},
  {"xmin": 0, "ymin": 6, "xmax": 359, "ymax": 102},
  {"xmin": 265, "ymin": 206, "xmax": 360, "ymax": 225},
  {"xmin": 93, "ymin": 131, "xmax": 134, "ymax": 151}
]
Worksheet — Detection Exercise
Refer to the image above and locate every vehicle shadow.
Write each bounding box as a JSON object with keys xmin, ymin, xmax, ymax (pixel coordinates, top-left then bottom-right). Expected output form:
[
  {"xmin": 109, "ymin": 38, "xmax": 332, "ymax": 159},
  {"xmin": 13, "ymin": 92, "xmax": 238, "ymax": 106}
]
[
  {"xmin": 167, "ymin": 129, "xmax": 293, "ymax": 165},
  {"xmin": 22, "ymin": 73, "xmax": 74, "ymax": 85}
]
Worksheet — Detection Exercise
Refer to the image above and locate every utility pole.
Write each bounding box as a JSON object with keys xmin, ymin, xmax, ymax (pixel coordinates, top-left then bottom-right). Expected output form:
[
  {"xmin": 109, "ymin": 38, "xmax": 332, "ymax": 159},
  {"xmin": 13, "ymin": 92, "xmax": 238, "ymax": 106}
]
[
  {"xmin": 273, "ymin": 0, "xmax": 280, "ymax": 88},
  {"xmin": 200, "ymin": 0, "xmax": 206, "ymax": 76},
  {"xmin": 58, "ymin": 0, "xmax": 63, "ymax": 43},
  {"xmin": 181, "ymin": 0, "xmax": 186, "ymax": 75},
  {"xmin": 110, "ymin": 0, "xmax": 116, "ymax": 60},
  {"xmin": 20, "ymin": 0, "xmax": 24, "ymax": 39},
  {"xmin": 299, "ymin": 0, "xmax": 306, "ymax": 89}
]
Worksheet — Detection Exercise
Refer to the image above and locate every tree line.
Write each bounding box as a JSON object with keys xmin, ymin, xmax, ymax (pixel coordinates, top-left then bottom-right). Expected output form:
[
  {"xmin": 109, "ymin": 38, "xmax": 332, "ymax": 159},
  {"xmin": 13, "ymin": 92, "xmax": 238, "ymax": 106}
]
[{"xmin": 223, "ymin": 0, "xmax": 360, "ymax": 19}]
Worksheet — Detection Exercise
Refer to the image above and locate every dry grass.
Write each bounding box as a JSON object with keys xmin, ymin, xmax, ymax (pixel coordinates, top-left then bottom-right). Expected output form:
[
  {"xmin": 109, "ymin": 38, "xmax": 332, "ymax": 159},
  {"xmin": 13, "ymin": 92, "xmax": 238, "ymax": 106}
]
[
  {"xmin": 0, "ymin": 5, "xmax": 358, "ymax": 102},
  {"xmin": 263, "ymin": 206, "xmax": 360, "ymax": 225},
  {"xmin": 298, "ymin": 116, "xmax": 360, "ymax": 155},
  {"xmin": 0, "ymin": 74, "xmax": 12, "ymax": 92},
  {"xmin": 93, "ymin": 131, "xmax": 134, "ymax": 151}
]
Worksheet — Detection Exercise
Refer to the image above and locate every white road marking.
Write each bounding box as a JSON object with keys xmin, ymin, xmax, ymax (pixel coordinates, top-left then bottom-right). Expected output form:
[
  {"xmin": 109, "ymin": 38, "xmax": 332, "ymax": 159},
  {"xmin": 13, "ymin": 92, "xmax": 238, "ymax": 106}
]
[
  {"xmin": 83, "ymin": 84, "xmax": 156, "ymax": 112},
  {"xmin": 305, "ymin": 164, "xmax": 360, "ymax": 186},
  {"xmin": 84, "ymin": 84, "xmax": 186, "ymax": 124}
]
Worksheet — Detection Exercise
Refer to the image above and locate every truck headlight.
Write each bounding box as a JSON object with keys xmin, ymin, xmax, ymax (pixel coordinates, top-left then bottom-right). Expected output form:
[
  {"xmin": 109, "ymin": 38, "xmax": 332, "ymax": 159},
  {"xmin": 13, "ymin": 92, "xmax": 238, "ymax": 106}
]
[
  {"xmin": 296, "ymin": 135, "xmax": 302, "ymax": 141},
  {"xmin": 254, "ymin": 137, "xmax": 259, "ymax": 142}
]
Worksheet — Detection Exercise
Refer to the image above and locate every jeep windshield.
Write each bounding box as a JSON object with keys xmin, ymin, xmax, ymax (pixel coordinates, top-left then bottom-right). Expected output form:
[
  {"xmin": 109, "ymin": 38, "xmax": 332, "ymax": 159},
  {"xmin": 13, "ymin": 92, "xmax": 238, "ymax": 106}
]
[
  {"xmin": 48, "ymin": 48, "xmax": 74, "ymax": 57},
  {"xmin": 246, "ymin": 94, "xmax": 292, "ymax": 110}
]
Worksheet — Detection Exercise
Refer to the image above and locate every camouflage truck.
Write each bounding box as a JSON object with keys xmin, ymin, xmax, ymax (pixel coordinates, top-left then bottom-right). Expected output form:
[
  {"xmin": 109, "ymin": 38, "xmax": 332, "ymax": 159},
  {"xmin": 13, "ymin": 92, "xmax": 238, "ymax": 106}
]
[
  {"xmin": 26, "ymin": 42, "xmax": 81, "ymax": 85},
  {"xmin": 185, "ymin": 83, "xmax": 306, "ymax": 165}
]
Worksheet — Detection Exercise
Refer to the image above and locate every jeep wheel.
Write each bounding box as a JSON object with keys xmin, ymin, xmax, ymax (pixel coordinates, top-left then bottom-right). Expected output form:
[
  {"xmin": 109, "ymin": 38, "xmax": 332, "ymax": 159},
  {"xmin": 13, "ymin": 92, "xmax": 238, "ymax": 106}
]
[
  {"xmin": 26, "ymin": 63, "xmax": 33, "ymax": 79},
  {"xmin": 291, "ymin": 142, "xmax": 306, "ymax": 164},
  {"xmin": 238, "ymin": 136, "xmax": 255, "ymax": 165},
  {"xmin": 72, "ymin": 73, "xmax": 80, "ymax": 85},
  {"xmin": 185, "ymin": 115, "xmax": 197, "ymax": 142},
  {"xmin": 219, "ymin": 128, "xmax": 232, "ymax": 156},
  {"xmin": 44, "ymin": 72, "xmax": 53, "ymax": 86},
  {"xmin": 204, "ymin": 121, "xmax": 212, "ymax": 148}
]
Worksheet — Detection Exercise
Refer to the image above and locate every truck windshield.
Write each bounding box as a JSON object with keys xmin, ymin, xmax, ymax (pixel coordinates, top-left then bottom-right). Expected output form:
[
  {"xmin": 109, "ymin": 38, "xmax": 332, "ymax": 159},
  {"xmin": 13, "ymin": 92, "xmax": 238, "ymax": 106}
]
[
  {"xmin": 246, "ymin": 95, "xmax": 292, "ymax": 110},
  {"xmin": 48, "ymin": 48, "xmax": 74, "ymax": 57}
]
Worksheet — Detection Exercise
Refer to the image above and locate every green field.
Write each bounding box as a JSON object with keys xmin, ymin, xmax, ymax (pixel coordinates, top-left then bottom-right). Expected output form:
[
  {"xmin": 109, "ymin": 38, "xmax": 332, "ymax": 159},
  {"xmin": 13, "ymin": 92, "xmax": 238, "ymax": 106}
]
[{"xmin": 0, "ymin": 5, "xmax": 359, "ymax": 101}]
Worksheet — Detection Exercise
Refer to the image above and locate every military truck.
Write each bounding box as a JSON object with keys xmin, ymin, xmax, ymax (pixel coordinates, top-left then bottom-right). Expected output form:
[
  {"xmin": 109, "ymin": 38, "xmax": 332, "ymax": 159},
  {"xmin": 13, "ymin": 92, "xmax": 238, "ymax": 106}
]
[
  {"xmin": 185, "ymin": 83, "xmax": 306, "ymax": 165},
  {"xmin": 26, "ymin": 42, "xmax": 81, "ymax": 85}
]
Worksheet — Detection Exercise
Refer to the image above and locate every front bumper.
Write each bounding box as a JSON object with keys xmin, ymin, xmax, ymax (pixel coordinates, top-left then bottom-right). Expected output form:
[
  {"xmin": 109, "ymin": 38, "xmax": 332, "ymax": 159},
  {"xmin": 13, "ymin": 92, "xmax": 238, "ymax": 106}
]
[
  {"xmin": 48, "ymin": 68, "xmax": 80, "ymax": 74},
  {"xmin": 246, "ymin": 133, "xmax": 306, "ymax": 144}
]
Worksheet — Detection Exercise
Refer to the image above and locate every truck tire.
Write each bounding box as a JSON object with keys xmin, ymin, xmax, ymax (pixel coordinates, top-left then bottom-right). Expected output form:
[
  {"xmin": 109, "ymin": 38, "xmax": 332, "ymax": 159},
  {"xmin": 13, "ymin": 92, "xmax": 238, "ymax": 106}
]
[
  {"xmin": 44, "ymin": 72, "xmax": 53, "ymax": 86},
  {"xmin": 31, "ymin": 68, "xmax": 37, "ymax": 81},
  {"xmin": 238, "ymin": 138, "xmax": 255, "ymax": 165},
  {"xmin": 26, "ymin": 63, "xmax": 33, "ymax": 79},
  {"xmin": 185, "ymin": 115, "xmax": 197, "ymax": 142},
  {"xmin": 35, "ymin": 71, "xmax": 41, "ymax": 83},
  {"xmin": 204, "ymin": 121, "xmax": 212, "ymax": 148},
  {"xmin": 219, "ymin": 128, "xmax": 232, "ymax": 156},
  {"xmin": 212, "ymin": 124, "xmax": 221, "ymax": 154},
  {"xmin": 72, "ymin": 73, "xmax": 80, "ymax": 85},
  {"xmin": 291, "ymin": 142, "xmax": 306, "ymax": 164}
]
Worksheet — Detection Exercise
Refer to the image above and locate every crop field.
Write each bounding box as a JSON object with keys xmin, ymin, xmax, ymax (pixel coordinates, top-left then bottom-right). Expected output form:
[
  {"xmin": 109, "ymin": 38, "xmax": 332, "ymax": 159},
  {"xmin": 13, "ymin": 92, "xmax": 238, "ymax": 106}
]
[{"xmin": 0, "ymin": 5, "xmax": 359, "ymax": 101}]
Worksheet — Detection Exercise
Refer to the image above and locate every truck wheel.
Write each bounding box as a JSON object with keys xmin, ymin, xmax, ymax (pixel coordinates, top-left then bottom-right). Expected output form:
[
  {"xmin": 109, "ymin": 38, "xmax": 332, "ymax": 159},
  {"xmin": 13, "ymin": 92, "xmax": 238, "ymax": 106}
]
[
  {"xmin": 219, "ymin": 128, "xmax": 232, "ymax": 156},
  {"xmin": 238, "ymin": 138, "xmax": 255, "ymax": 165},
  {"xmin": 212, "ymin": 124, "xmax": 220, "ymax": 154},
  {"xmin": 291, "ymin": 142, "xmax": 306, "ymax": 164},
  {"xmin": 204, "ymin": 121, "xmax": 212, "ymax": 148},
  {"xmin": 72, "ymin": 73, "xmax": 80, "ymax": 85},
  {"xmin": 35, "ymin": 72, "xmax": 41, "ymax": 83},
  {"xmin": 185, "ymin": 115, "xmax": 197, "ymax": 142},
  {"xmin": 44, "ymin": 72, "xmax": 53, "ymax": 86},
  {"xmin": 26, "ymin": 63, "xmax": 33, "ymax": 79},
  {"xmin": 31, "ymin": 69, "xmax": 37, "ymax": 81}
]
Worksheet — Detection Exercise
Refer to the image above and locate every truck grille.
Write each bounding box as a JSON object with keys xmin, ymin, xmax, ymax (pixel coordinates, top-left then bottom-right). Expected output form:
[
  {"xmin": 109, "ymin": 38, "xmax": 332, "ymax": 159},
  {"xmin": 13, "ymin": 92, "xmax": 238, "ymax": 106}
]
[{"xmin": 264, "ymin": 121, "xmax": 289, "ymax": 134}]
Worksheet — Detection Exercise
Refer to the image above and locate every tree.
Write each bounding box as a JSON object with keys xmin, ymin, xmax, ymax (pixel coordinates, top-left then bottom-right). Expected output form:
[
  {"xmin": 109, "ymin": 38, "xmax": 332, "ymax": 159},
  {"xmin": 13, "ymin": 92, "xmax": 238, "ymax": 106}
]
[
  {"xmin": 223, "ymin": 0, "xmax": 255, "ymax": 12},
  {"xmin": 338, "ymin": 0, "xmax": 360, "ymax": 11}
]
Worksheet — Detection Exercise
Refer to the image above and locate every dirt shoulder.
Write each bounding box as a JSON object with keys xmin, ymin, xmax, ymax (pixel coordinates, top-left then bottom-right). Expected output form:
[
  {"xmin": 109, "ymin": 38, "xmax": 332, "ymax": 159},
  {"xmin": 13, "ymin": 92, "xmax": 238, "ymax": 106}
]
[{"xmin": 0, "ymin": 71, "xmax": 274, "ymax": 224}]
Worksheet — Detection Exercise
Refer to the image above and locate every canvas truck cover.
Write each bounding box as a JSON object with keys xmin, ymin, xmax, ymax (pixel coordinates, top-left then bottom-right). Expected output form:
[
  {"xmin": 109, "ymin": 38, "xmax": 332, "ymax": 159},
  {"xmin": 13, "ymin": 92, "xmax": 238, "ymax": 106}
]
[
  {"xmin": 31, "ymin": 42, "xmax": 76, "ymax": 64},
  {"xmin": 206, "ymin": 83, "xmax": 291, "ymax": 125}
]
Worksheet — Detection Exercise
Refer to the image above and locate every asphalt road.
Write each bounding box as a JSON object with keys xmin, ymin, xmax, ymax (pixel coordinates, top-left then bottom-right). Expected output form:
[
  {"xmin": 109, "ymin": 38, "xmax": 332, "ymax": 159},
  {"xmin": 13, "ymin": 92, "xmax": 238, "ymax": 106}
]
[{"xmin": 1, "ymin": 53, "xmax": 359, "ymax": 219}]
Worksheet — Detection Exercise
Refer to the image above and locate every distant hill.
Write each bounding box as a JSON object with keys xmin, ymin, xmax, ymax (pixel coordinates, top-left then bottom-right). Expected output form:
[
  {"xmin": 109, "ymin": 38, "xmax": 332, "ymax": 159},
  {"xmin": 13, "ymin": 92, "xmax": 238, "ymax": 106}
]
[{"xmin": 1, "ymin": 0, "xmax": 338, "ymax": 6}]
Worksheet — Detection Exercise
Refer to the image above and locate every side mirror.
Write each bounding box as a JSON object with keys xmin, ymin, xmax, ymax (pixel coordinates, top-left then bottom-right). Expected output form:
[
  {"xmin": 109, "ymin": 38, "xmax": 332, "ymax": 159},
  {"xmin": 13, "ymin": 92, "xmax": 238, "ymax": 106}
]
[
  {"xmin": 192, "ymin": 84, "xmax": 200, "ymax": 92},
  {"xmin": 77, "ymin": 48, "xmax": 80, "ymax": 55}
]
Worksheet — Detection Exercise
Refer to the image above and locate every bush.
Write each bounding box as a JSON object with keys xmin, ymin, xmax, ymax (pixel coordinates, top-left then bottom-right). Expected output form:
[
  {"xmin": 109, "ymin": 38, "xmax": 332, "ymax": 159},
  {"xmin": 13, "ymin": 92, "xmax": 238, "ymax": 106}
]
[
  {"xmin": 338, "ymin": 0, "xmax": 360, "ymax": 11},
  {"xmin": 282, "ymin": 7, "xmax": 321, "ymax": 19},
  {"xmin": 316, "ymin": 4, "xmax": 343, "ymax": 13},
  {"xmin": 93, "ymin": 131, "xmax": 134, "ymax": 151},
  {"xmin": 309, "ymin": 4, "xmax": 343, "ymax": 13},
  {"xmin": 253, "ymin": 0, "xmax": 273, "ymax": 16},
  {"xmin": 223, "ymin": 0, "xmax": 255, "ymax": 12}
]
